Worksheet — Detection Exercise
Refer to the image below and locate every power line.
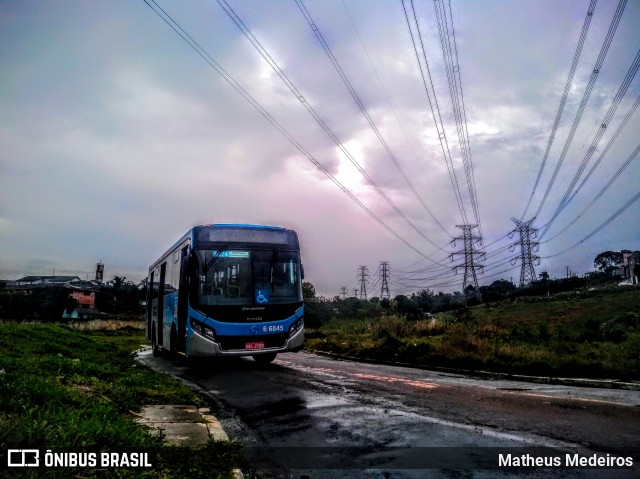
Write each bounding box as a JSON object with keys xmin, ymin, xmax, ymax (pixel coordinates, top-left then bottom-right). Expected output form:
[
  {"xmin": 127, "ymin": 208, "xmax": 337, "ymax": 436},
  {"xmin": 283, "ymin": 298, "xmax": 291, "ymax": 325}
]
[
  {"xmin": 401, "ymin": 0, "xmax": 469, "ymax": 225},
  {"xmin": 542, "ymin": 142, "xmax": 640, "ymax": 243},
  {"xmin": 142, "ymin": 0, "xmax": 442, "ymax": 265},
  {"xmin": 521, "ymin": 0, "xmax": 597, "ymax": 220},
  {"xmin": 571, "ymin": 94, "xmax": 640, "ymax": 200},
  {"xmin": 293, "ymin": 0, "xmax": 451, "ymax": 251},
  {"xmin": 216, "ymin": 0, "xmax": 450, "ymax": 256},
  {"xmin": 433, "ymin": 0, "xmax": 483, "ymax": 236},
  {"xmin": 340, "ymin": 0, "xmax": 452, "ymax": 238},
  {"xmin": 543, "ymin": 189, "xmax": 640, "ymax": 259},
  {"xmin": 540, "ymin": 89, "xmax": 640, "ymax": 240},
  {"xmin": 532, "ymin": 0, "xmax": 628, "ymax": 220},
  {"xmin": 540, "ymin": 47, "xmax": 640, "ymax": 238}
]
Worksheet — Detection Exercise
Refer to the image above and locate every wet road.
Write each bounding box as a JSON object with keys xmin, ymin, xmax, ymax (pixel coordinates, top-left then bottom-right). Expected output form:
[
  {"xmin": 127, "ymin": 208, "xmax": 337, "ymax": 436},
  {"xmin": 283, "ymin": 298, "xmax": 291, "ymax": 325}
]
[{"xmin": 137, "ymin": 350, "xmax": 640, "ymax": 478}]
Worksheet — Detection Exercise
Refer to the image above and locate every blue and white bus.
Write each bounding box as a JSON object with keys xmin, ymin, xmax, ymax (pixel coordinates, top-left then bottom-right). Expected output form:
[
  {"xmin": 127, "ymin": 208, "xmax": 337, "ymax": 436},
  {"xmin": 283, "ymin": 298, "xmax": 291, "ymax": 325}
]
[{"xmin": 146, "ymin": 224, "xmax": 304, "ymax": 363}]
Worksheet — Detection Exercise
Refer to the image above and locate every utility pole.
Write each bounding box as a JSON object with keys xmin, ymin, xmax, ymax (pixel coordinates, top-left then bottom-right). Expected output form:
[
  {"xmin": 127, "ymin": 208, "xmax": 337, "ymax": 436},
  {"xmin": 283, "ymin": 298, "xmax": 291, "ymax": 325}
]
[
  {"xmin": 339, "ymin": 286, "xmax": 348, "ymax": 299},
  {"xmin": 357, "ymin": 266, "xmax": 369, "ymax": 300},
  {"xmin": 450, "ymin": 224, "xmax": 485, "ymax": 303},
  {"xmin": 380, "ymin": 261, "xmax": 390, "ymax": 300},
  {"xmin": 510, "ymin": 217, "xmax": 540, "ymax": 287}
]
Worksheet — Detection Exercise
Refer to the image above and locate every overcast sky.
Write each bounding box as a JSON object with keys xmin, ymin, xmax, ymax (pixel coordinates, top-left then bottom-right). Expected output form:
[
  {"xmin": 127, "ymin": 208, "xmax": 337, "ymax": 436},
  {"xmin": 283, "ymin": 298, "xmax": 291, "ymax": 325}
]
[{"xmin": 1, "ymin": 0, "xmax": 639, "ymax": 296}]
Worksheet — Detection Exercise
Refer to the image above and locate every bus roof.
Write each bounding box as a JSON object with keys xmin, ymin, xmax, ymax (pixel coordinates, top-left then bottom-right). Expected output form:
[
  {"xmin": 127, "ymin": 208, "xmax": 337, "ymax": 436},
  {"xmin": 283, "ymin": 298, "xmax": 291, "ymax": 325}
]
[{"xmin": 148, "ymin": 224, "xmax": 299, "ymax": 274}]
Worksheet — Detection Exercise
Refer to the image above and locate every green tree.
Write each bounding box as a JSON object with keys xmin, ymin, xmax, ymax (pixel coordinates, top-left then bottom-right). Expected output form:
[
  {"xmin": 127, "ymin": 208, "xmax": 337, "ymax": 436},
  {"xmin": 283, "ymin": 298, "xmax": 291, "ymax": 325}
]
[
  {"xmin": 380, "ymin": 298, "xmax": 391, "ymax": 311},
  {"xmin": 539, "ymin": 271, "xmax": 550, "ymax": 297},
  {"xmin": 302, "ymin": 281, "xmax": 316, "ymax": 299},
  {"xmin": 31, "ymin": 286, "xmax": 74, "ymax": 321},
  {"xmin": 594, "ymin": 251, "xmax": 622, "ymax": 273},
  {"xmin": 394, "ymin": 295, "xmax": 422, "ymax": 320},
  {"xmin": 97, "ymin": 276, "xmax": 143, "ymax": 314},
  {"xmin": 111, "ymin": 275, "xmax": 127, "ymax": 290},
  {"xmin": 414, "ymin": 289, "xmax": 435, "ymax": 313}
]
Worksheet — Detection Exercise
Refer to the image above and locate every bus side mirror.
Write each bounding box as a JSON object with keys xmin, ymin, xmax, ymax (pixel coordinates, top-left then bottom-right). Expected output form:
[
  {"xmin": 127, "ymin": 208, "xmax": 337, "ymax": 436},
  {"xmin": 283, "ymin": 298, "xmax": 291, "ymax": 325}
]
[{"xmin": 301, "ymin": 263, "xmax": 305, "ymax": 280}]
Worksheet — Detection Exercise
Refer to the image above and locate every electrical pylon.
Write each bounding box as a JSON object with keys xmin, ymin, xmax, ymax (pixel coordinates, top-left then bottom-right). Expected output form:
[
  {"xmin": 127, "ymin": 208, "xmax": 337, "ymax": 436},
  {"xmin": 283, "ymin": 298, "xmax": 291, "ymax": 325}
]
[
  {"xmin": 357, "ymin": 266, "xmax": 369, "ymax": 300},
  {"xmin": 510, "ymin": 217, "xmax": 540, "ymax": 287},
  {"xmin": 339, "ymin": 286, "xmax": 348, "ymax": 299},
  {"xmin": 353, "ymin": 288, "xmax": 359, "ymax": 299},
  {"xmin": 450, "ymin": 224, "xmax": 485, "ymax": 303},
  {"xmin": 380, "ymin": 261, "xmax": 390, "ymax": 299}
]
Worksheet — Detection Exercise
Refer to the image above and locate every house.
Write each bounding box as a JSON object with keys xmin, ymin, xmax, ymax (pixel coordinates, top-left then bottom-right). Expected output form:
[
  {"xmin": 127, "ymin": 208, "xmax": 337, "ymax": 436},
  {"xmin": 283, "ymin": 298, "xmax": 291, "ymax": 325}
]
[
  {"xmin": 14, "ymin": 275, "xmax": 82, "ymax": 287},
  {"xmin": 621, "ymin": 251, "xmax": 640, "ymax": 284},
  {"xmin": 9, "ymin": 275, "xmax": 106, "ymax": 320},
  {"xmin": 69, "ymin": 288, "xmax": 97, "ymax": 309}
]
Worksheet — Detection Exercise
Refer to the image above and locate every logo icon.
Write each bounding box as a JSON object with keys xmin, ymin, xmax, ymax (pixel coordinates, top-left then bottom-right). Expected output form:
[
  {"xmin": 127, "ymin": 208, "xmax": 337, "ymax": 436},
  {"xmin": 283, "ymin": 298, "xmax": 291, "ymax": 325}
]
[
  {"xmin": 255, "ymin": 289, "xmax": 269, "ymax": 304},
  {"xmin": 8, "ymin": 449, "xmax": 39, "ymax": 467}
]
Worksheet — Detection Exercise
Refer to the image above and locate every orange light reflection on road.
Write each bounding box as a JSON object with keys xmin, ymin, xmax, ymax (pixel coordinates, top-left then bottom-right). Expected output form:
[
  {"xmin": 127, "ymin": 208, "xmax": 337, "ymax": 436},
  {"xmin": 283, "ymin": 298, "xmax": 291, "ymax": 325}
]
[
  {"xmin": 277, "ymin": 360, "xmax": 437, "ymax": 390},
  {"xmin": 353, "ymin": 373, "xmax": 437, "ymax": 389}
]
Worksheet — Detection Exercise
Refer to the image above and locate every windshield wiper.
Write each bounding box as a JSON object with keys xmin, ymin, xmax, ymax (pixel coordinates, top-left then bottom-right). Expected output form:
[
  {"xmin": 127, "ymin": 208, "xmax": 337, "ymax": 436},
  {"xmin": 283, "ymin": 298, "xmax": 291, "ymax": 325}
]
[{"xmin": 203, "ymin": 245, "xmax": 226, "ymax": 275}]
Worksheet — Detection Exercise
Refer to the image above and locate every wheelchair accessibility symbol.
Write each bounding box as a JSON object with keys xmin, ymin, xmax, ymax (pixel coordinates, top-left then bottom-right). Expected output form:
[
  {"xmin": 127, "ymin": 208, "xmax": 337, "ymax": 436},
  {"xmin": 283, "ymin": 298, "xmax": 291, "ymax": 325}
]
[{"xmin": 255, "ymin": 289, "xmax": 270, "ymax": 304}]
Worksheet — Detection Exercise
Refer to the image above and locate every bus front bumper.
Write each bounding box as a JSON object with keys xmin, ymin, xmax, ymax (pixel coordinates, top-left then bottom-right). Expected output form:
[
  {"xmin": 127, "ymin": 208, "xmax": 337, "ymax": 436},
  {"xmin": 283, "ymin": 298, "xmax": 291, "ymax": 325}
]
[{"xmin": 187, "ymin": 326, "xmax": 305, "ymax": 357}]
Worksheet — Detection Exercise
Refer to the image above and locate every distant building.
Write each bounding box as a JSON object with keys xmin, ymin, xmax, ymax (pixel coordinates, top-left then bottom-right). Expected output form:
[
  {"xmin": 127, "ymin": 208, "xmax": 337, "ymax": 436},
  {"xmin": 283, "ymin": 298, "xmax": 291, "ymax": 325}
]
[
  {"xmin": 8, "ymin": 275, "xmax": 105, "ymax": 320},
  {"xmin": 14, "ymin": 275, "xmax": 82, "ymax": 287},
  {"xmin": 95, "ymin": 262, "xmax": 105, "ymax": 283},
  {"xmin": 69, "ymin": 289, "xmax": 96, "ymax": 308},
  {"xmin": 621, "ymin": 251, "xmax": 640, "ymax": 284}
]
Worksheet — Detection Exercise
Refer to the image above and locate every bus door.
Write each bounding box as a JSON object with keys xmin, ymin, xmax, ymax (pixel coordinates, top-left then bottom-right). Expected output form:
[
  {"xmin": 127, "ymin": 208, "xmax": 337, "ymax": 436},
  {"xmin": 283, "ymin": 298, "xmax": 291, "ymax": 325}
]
[
  {"xmin": 147, "ymin": 271, "xmax": 154, "ymax": 341},
  {"xmin": 177, "ymin": 245, "xmax": 189, "ymax": 352},
  {"xmin": 158, "ymin": 263, "xmax": 166, "ymax": 347}
]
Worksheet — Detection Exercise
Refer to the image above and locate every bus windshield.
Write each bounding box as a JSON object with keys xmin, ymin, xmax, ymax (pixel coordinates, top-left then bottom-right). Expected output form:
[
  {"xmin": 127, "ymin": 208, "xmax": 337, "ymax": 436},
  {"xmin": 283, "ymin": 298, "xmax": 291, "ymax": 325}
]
[{"xmin": 194, "ymin": 249, "xmax": 302, "ymax": 306}]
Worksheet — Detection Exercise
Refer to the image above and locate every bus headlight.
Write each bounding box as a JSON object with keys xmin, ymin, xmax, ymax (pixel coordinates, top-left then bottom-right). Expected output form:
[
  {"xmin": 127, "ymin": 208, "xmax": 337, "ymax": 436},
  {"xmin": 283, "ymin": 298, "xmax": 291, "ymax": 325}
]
[
  {"xmin": 190, "ymin": 318, "xmax": 216, "ymax": 340},
  {"xmin": 289, "ymin": 317, "xmax": 303, "ymax": 336}
]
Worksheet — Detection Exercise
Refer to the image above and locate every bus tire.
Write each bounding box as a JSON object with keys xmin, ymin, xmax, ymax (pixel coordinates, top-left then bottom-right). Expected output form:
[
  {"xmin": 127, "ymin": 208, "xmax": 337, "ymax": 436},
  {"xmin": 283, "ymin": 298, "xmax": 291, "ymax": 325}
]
[
  {"xmin": 253, "ymin": 352, "xmax": 277, "ymax": 364},
  {"xmin": 151, "ymin": 324, "xmax": 161, "ymax": 357}
]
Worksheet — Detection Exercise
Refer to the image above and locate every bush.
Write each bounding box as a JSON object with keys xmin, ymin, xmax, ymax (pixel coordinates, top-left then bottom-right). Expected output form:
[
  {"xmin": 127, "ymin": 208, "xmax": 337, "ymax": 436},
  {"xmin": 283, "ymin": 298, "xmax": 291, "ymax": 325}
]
[
  {"xmin": 536, "ymin": 321, "xmax": 551, "ymax": 343},
  {"xmin": 412, "ymin": 319, "xmax": 447, "ymax": 337},
  {"xmin": 371, "ymin": 316, "xmax": 410, "ymax": 339},
  {"xmin": 600, "ymin": 312, "xmax": 639, "ymax": 343}
]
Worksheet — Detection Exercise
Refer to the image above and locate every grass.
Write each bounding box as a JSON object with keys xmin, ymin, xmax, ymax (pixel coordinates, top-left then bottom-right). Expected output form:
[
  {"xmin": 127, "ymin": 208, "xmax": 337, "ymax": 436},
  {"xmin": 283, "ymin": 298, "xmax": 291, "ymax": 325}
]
[
  {"xmin": 0, "ymin": 323, "xmax": 244, "ymax": 478},
  {"xmin": 305, "ymin": 287, "xmax": 640, "ymax": 379}
]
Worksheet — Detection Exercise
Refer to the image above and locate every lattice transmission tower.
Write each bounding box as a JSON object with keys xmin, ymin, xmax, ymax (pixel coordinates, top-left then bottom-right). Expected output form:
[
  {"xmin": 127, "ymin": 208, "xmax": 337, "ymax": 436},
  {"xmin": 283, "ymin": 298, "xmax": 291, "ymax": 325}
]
[
  {"xmin": 380, "ymin": 261, "xmax": 390, "ymax": 299},
  {"xmin": 510, "ymin": 217, "xmax": 540, "ymax": 287},
  {"xmin": 450, "ymin": 224, "xmax": 485, "ymax": 303},
  {"xmin": 357, "ymin": 266, "xmax": 369, "ymax": 300},
  {"xmin": 339, "ymin": 286, "xmax": 348, "ymax": 299}
]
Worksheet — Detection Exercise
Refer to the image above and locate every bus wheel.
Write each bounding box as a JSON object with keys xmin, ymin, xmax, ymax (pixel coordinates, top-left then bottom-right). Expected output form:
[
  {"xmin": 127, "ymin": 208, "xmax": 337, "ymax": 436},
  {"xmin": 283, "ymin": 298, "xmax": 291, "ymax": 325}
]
[
  {"xmin": 253, "ymin": 353, "xmax": 277, "ymax": 364},
  {"xmin": 151, "ymin": 325, "xmax": 161, "ymax": 357}
]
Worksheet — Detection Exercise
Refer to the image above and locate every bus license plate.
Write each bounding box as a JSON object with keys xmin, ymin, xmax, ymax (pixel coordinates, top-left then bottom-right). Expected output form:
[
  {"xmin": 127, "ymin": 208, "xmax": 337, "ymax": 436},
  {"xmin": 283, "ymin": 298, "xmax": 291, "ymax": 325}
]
[{"xmin": 245, "ymin": 341, "xmax": 265, "ymax": 350}]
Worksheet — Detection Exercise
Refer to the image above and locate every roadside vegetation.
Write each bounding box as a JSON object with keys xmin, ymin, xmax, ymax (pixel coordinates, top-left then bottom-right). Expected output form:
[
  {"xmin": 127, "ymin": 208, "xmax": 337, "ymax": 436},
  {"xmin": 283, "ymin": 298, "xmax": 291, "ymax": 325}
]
[
  {"xmin": 304, "ymin": 285, "xmax": 640, "ymax": 379},
  {"xmin": 0, "ymin": 323, "xmax": 244, "ymax": 478},
  {"xmin": 0, "ymin": 276, "xmax": 145, "ymax": 322}
]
